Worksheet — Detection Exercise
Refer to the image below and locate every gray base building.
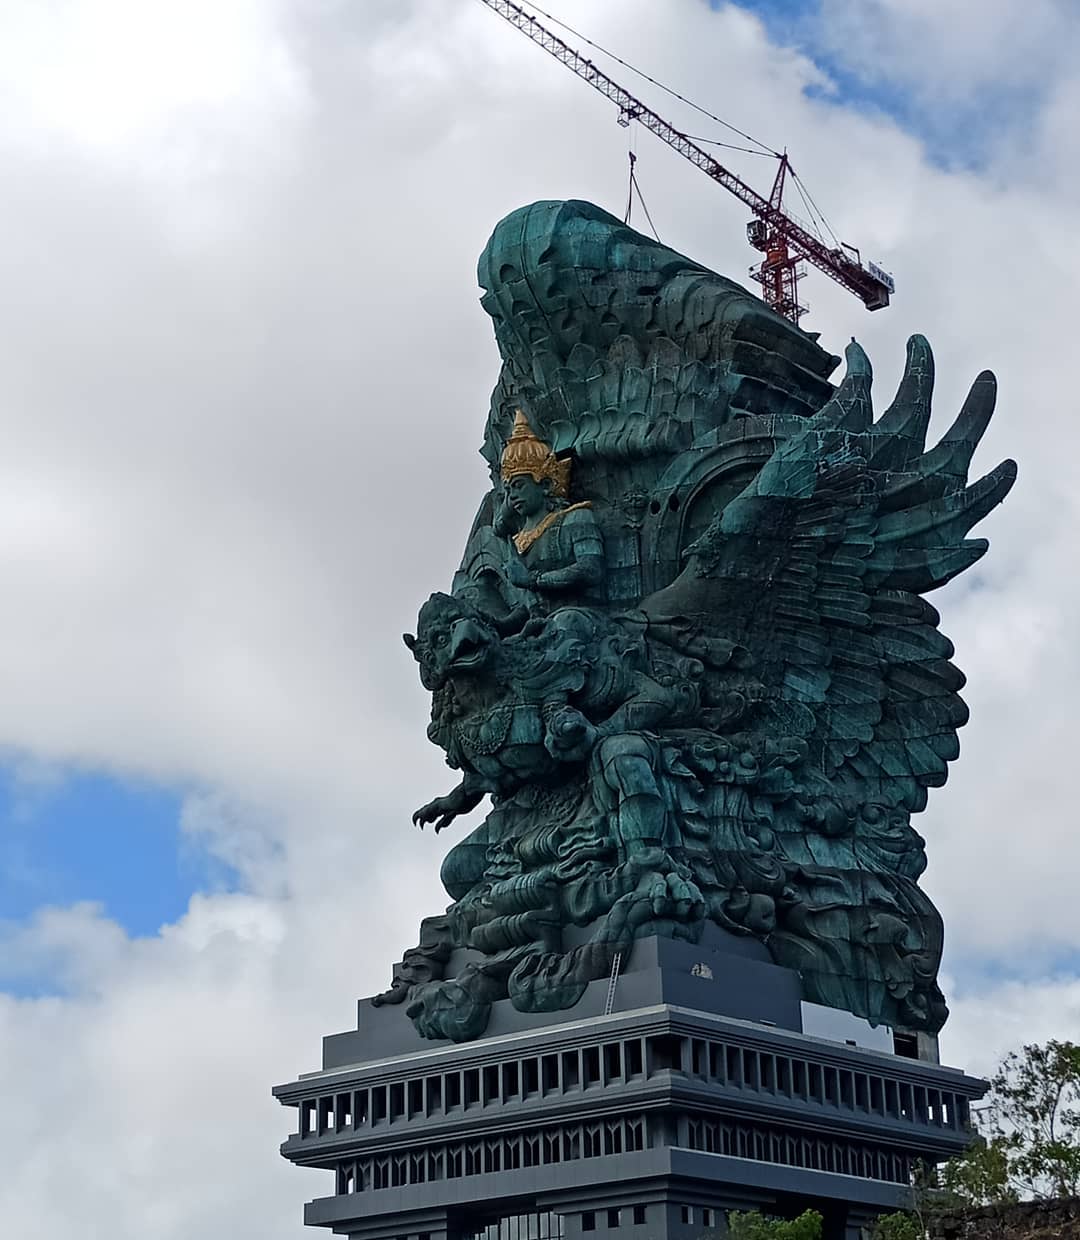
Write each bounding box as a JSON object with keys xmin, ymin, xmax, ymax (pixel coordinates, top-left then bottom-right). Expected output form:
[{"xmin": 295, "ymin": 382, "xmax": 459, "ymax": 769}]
[{"xmin": 275, "ymin": 928, "xmax": 984, "ymax": 1240}]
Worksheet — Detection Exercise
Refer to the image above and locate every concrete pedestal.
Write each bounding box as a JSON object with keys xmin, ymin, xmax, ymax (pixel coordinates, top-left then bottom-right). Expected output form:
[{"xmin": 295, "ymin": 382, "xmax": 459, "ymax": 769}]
[{"xmin": 275, "ymin": 930, "xmax": 984, "ymax": 1240}]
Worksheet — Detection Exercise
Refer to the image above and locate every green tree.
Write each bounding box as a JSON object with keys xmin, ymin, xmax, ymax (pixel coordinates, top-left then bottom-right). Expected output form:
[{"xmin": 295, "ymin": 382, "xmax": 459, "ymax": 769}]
[
  {"xmin": 723, "ymin": 1208, "xmax": 823, "ymax": 1240},
  {"xmin": 914, "ymin": 1039, "xmax": 1080, "ymax": 1212},
  {"xmin": 981, "ymin": 1039, "xmax": 1080, "ymax": 1200}
]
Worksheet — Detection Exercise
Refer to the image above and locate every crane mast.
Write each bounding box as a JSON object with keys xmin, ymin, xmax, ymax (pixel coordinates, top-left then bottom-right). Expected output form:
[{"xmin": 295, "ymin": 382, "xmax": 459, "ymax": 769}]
[{"xmin": 478, "ymin": 0, "xmax": 894, "ymax": 322}]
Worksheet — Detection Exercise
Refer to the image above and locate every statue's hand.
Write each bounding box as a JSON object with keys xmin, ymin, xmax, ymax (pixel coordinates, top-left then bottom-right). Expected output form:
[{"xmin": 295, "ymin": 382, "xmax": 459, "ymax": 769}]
[
  {"xmin": 506, "ymin": 557, "xmax": 533, "ymax": 588},
  {"xmin": 413, "ymin": 794, "xmax": 463, "ymax": 834},
  {"xmin": 544, "ymin": 706, "xmax": 599, "ymax": 764}
]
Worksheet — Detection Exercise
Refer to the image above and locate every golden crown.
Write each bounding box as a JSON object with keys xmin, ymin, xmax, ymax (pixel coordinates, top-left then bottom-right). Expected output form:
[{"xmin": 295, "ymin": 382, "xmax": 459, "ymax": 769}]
[{"xmin": 499, "ymin": 411, "xmax": 571, "ymax": 498}]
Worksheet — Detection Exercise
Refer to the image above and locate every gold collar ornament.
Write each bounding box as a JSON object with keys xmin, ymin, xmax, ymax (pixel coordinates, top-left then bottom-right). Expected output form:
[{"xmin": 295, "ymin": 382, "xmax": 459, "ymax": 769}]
[
  {"xmin": 512, "ymin": 501, "xmax": 592, "ymax": 555},
  {"xmin": 500, "ymin": 411, "xmax": 571, "ymax": 498}
]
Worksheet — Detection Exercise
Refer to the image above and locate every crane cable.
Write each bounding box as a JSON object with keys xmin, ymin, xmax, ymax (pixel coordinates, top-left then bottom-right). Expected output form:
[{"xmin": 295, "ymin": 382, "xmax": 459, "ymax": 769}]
[
  {"xmin": 477, "ymin": 0, "xmax": 848, "ymax": 265},
  {"xmin": 623, "ymin": 150, "xmax": 661, "ymax": 241},
  {"xmin": 487, "ymin": 0, "xmax": 782, "ymax": 159}
]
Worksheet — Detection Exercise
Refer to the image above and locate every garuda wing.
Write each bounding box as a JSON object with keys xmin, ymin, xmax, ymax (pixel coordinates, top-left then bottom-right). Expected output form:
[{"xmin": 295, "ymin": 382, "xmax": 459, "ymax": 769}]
[{"xmin": 642, "ymin": 334, "xmax": 1017, "ymax": 815}]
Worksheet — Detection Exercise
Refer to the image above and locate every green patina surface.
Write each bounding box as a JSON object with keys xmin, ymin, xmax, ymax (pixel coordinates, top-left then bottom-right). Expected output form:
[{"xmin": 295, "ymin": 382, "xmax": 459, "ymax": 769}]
[{"xmin": 379, "ymin": 199, "xmax": 1016, "ymax": 1043}]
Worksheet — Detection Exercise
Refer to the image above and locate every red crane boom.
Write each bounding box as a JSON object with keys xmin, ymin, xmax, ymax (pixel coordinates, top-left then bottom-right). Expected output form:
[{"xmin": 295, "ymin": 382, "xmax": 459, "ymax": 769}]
[{"xmin": 478, "ymin": 0, "xmax": 895, "ymax": 322}]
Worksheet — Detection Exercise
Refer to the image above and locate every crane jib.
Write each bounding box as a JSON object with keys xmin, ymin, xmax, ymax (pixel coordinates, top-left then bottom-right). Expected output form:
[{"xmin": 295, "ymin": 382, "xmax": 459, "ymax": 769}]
[{"xmin": 478, "ymin": 0, "xmax": 894, "ymax": 321}]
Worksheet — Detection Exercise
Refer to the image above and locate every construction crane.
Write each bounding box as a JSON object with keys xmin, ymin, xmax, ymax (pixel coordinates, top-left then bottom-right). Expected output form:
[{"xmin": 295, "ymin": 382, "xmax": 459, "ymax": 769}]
[{"xmin": 478, "ymin": 0, "xmax": 895, "ymax": 323}]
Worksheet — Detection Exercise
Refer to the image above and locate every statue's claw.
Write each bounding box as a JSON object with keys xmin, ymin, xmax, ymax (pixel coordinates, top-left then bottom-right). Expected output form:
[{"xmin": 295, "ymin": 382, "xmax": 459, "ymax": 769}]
[
  {"xmin": 413, "ymin": 797, "xmax": 458, "ymax": 832},
  {"xmin": 642, "ymin": 867, "xmax": 705, "ymax": 922}
]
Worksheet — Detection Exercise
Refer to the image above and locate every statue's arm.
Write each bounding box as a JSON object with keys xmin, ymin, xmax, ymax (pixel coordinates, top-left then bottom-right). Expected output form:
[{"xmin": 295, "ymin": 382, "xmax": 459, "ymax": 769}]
[
  {"xmin": 532, "ymin": 554, "xmax": 604, "ymax": 592},
  {"xmin": 532, "ymin": 513, "xmax": 605, "ymax": 593},
  {"xmin": 412, "ymin": 772, "xmax": 487, "ymax": 833}
]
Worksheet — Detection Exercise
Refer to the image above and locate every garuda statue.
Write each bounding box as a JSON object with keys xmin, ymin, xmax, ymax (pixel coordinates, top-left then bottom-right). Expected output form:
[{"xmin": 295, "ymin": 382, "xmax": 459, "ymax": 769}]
[{"xmin": 378, "ymin": 200, "xmax": 1016, "ymax": 1043}]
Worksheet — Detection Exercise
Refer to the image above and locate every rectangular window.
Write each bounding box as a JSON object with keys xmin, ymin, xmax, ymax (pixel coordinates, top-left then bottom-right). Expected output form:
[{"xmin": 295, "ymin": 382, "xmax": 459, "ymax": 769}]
[
  {"xmin": 691, "ymin": 1038, "xmax": 707, "ymax": 1077},
  {"xmin": 335, "ymin": 1093, "xmax": 352, "ymax": 1129},
  {"xmin": 408, "ymin": 1079, "xmax": 423, "ymax": 1117},
  {"xmin": 583, "ymin": 1046, "xmax": 601, "ymax": 1086},
  {"xmin": 389, "ymin": 1082, "xmax": 404, "ymax": 1120},
  {"xmin": 900, "ymin": 1082, "xmax": 914, "ymax": 1121},
  {"xmin": 702, "ymin": 1208, "xmax": 713, "ymax": 1226},
  {"xmin": 446, "ymin": 1073, "xmax": 461, "ymax": 1108},
  {"xmin": 561, "ymin": 1050, "xmax": 580, "ymax": 1089},
  {"xmin": 604, "ymin": 1041, "xmax": 622, "ymax": 1083},
  {"xmin": 633, "ymin": 1205, "xmax": 646, "ymax": 1225},
  {"xmin": 300, "ymin": 1099, "xmax": 315, "ymax": 1137},
  {"xmin": 502, "ymin": 1060, "xmax": 520, "ymax": 1099},
  {"xmin": 625, "ymin": 1039, "xmax": 644, "ymax": 1077},
  {"xmin": 425, "ymin": 1075, "xmax": 441, "ymax": 1115},
  {"xmin": 840, "ymin": 1070, "xmax": 854, "ymax": 1109},
  {"xmin": 371, "ymin": 1087, "xmax": 387, "ymax": 1124},
  {"xmin": 353, "ymin": 1088, "xmax": 369, "ymax": 1128},
  {"xmin": 760, "ymin": 1054, "xmax": 775, "ymax": 1092},
  {"xmin": 318, "ymin": 1096, "xmax": 334, "ymax": 1133},
  {"xmin": 869, "ymin": 1075, "xmax": 884, "ymax": 1114},
  {"xmin": 681, "ymin": 1206, "xmax": 693, "ymax": 1224},
  {"xmin": 523, "ymin": 1058, "xmax": 539, "ymax": 1096},
  {"xmin": 647, "ymin": 1034, "xmax": 683, "ymax": 1073},
  {"xmin": 792, "ymin": 1059, "xmax": 806, "ymax": 1097},
  {"xmin": 607, "ymin": 1208, "xmax": 621, "ymax": 1228},
  {"xmin": 483, "ymin": 1064, "xmax": 500, "ymax": 1104},
  {"xmin": 542, "ymin": 1054, "xmax": 559, "ymax": 1093},
  {"xmin": 464, "ymin": 1069, "xmax": 480, "ymax": 1106},
  {"xmin": 582, "ymin": 1212, "xmax": 596, "ymax": 1232},
  {"xmin": 727, "ymin": 1045, "xmax": 742, "ymax": 1085}
]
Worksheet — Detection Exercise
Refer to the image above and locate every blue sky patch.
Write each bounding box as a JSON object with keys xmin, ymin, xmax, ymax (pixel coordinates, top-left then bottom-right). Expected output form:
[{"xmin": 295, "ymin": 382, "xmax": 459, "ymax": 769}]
[
  {"xmin": 0, "ymin": 765, "xmax": 232, "ymax": 939},
  {"xmin": 715, "ymin": 0, "xmax": 1043, "ymax": 172}
]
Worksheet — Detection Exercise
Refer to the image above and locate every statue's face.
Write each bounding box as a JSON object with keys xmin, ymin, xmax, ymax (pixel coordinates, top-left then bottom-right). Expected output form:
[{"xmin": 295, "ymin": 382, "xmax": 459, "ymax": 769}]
[
  {"xmin": 506, "ymin": 474, "xmax": 549, "ymax": 519},
  {"xmin": 405, "ymin": 594, "xmax": 495, "ymax": 689}
]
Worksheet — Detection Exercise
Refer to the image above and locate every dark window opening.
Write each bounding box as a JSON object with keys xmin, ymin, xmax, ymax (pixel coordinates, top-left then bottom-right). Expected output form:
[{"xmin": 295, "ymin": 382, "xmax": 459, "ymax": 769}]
[
  {"xmin": 464, "ymin": 1069, "xmax": 480, "ymax": 1106},
  {"xmin": 583, "ymin": 1046, "xmax": 601, "ymax": 1086},
  {"xmin": 408, "ymin": 1079, "xmax": 423, "ymax": 1117},
  {"xmin": 648, "ymin": 1034, "xmax": 683, "ymax": 1073},
  {"xmin": 483, "ymin": 1064, "xmax": 500, "ymax": 1104},
  {"xmin": 542, "ymin": 1054, "xmax": 559, "ymax": 1093},
  {"xmin": 893, "ymin": 1031, "xmax": 919, "ymax": 1059},
  {"xmin": 523, "ymin": 1058, "xmax": 540, "ymax": 1096},
  {"xmin": 389, "ymin": 1082, "xmax": 404, "ymax": 1120},
  {"xmin": 426, "ymin": 1076, "xmax": 442, "ymax": 1114},
  {"xmin": 371, "ymin": 1088, "xmax": 387, "ymax": 1124}
]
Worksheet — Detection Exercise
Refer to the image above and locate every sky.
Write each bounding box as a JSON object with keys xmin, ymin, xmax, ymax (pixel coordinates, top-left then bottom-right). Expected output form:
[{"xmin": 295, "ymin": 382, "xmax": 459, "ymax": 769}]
[{"xmin": 0, "ymin": 0, "xmax": 1077, "ymax": 1235}]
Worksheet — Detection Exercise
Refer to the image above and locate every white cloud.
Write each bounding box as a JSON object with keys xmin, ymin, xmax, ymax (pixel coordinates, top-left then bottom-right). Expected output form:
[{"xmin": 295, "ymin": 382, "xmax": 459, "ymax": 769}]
[{"xmin": 0, "ymin": 0, "xmax": 1077, "ymax": 1235}]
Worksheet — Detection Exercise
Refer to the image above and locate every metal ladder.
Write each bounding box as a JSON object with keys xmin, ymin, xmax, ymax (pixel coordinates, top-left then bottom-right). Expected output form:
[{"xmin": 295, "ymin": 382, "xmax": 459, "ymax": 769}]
[{"xmin": 603, "ymin": 951, "xmax": 622, "ymax": 1016}]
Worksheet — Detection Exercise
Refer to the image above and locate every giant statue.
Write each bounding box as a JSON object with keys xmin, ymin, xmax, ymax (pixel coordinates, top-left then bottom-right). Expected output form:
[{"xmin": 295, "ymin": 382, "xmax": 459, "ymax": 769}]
[{"xmin": 378, "ymin": 199, "xmax": 1015, "ymax": 1043}]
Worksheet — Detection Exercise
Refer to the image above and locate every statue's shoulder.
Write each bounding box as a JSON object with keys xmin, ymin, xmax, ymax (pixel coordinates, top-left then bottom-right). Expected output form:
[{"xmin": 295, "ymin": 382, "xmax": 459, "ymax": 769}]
[{"xmin": 559, "ymin": 502, "xmax": 601, "ymax": 531}]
